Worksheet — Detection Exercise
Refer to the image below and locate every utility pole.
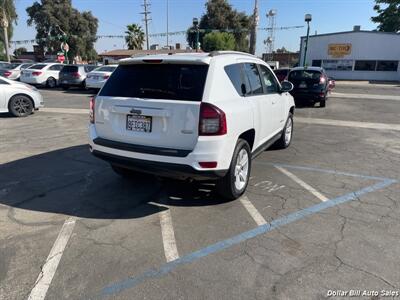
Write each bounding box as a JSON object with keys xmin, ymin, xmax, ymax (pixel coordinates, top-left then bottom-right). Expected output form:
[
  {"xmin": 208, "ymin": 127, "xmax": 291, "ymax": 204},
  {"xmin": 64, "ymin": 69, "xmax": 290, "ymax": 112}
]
[
  {"xmin": 1, "ymin": 5, "xmax": 10, "ymax": 62},
  {"xmin": 166, "ymin": 0, "xmax": 169, "ymax": 47},
  {"xmin": 141, "ymin": 0, "xmax": 151, "ymax": 50},
  {"xmin": 249, "ymin": 0, "xmax": 258, "ymax": 55},
  {"xmin": 303, "ymin": 14, "xmax": 312, "ymax": 67}
]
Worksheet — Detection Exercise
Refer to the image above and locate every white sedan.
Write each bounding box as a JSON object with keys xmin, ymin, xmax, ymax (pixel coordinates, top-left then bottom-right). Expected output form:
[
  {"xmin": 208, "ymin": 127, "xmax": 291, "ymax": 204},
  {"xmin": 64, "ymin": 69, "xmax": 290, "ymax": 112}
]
[
  {"xmin": 20, "ymin": 63, "xmax": 64, "ymax": 88},
  {"xmin": 0, "ymin": 76, "xmax": 44, "ymax": 117},
  {"xmin": 86, "ymin": 65, "xmax": 117, "ymax": 89}
]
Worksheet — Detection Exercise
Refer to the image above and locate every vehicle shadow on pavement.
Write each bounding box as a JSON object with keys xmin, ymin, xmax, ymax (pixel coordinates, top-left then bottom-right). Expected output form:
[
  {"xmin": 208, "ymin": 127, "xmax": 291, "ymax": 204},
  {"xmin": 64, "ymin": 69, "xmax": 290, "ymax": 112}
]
[
  {"xmin": 0, "ymin": 113, "xmax": 13, "ymax": 118},
  {"xmin": 0, "ymin": 145, "xmax": 225, "ymax": 221}
]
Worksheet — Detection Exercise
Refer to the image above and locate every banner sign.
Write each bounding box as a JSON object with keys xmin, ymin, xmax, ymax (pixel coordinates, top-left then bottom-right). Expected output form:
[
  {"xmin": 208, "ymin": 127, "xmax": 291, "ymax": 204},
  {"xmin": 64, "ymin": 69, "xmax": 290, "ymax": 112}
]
[{"xmin": 328, "ymin": 44, "xmax": 352, "ymax": 58}]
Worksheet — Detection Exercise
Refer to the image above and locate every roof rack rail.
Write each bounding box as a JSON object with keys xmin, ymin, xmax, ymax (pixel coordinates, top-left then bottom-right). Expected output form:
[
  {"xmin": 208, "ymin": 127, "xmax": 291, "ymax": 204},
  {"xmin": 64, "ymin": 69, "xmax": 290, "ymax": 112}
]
[{"xmin": 208, "ymin": 51, "xmax": 256, "ymax": 58}]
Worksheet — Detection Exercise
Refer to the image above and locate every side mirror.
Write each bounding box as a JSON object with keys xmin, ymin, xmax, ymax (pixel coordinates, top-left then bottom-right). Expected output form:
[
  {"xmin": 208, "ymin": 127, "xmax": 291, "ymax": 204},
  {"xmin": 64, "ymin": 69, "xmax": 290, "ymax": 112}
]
[{"xmin": 280, "ymin": 81, "xmax": 293, "ymax": 93}]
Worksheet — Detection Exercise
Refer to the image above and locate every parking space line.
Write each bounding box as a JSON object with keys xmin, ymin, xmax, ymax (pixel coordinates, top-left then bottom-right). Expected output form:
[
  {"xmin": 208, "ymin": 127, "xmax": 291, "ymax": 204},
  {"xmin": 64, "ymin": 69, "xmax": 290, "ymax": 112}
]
[
  {"xmin": 240, "ymin": 196, "xmax": 267, "ymax": 226},
  {"xmin": 28, "ymin": 217, "xmax": 76, "ymax": 300},
  {"xmin": 100, "ymin": 173, "xmax": 396, "ymax": 297},
  {"xmin": 275, "ymin": 166, "xmax": 329, "ymax": 202},
  {"xmin": 295, "ymin": 117, "xmax": 400, "ymax": 132},
  {"xmin": 152, "ymin": 202, "xmax": 179, "ymax": 262}
]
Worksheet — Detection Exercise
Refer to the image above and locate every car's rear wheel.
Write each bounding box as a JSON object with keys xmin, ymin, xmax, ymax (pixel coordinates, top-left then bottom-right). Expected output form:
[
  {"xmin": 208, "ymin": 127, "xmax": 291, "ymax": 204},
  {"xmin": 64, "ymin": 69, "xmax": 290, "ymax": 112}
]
[
  {"xmin": 217, "ymin": 139, "xmax": 251, "ymax": 200},
  {"xmin": 320, "ymin": 99, "xmax": 326, "ymax": 107},
  {"xmin": 46, "ymin": 77, "xmax": 56, "ymax": 88},
  {"xmin": 9, "ymin": 95, "xmax": 33, "ymax": 117},
  {"xmin": 275, "ymin": 112, "xmax": 293, "ymax": 149}
]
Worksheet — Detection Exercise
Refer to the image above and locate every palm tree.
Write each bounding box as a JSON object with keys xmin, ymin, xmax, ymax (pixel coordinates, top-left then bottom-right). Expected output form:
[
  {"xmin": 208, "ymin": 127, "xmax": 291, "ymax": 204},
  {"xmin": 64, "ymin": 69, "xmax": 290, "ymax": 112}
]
[{"xmin": 125, "ymin": 24, "xmax": 145, "ymax": 50}]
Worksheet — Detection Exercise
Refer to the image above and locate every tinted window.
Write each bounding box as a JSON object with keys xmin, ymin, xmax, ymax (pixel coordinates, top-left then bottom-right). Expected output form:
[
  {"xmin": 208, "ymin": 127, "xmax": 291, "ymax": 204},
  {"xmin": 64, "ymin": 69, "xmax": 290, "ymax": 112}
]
[
  {"xmin": 243, "ymin": 63, "xmax": 263, "ymax": 95},
  {"xmin": 259, "ymin": 65, "xmax": 279, "ymax": 94},
  {"xmin": 0, "ymin": 78, "xmax": 9, "ymax": 84},
  {"xmin": 85, "ymin": 66, "xmax": 97, "ymax": 72},
  {"xmin": 100, "ymin": 64, "xmax": 209, "ymax": 101},
  {"xmin": 61, "ymin": 66, "xmax": 79, "ymax": 72},
  {"xmin": 354, "ymin": 60, "xmax": 376, "ymax": 71},
  {"xmin": 224, "ymin": 64, "xmax": 245, "ymax": 96},
  {"xmin": 289, "ymin": 70, "xmax": 322, "ymax": 82},
  {"xmin": 29, "ymin": 64, "xmax": 46, "ymax": 70},
  {"xmin": 8, "ymin": 63, "xmax": 21, "ymax": 69},
  {"xmin": 274, "ymin": 69, "xmax": 289, "ymax": 77},
  {"xmin": 376, "ymin": 61, "xmax": 398, "ymax": 71},
  {"xmin": 21, "ymin": 64, "xmax": 33, "ymax": 69},
  {"xmin": 49, "ymin": 64, "xmax": 63, "ymax": 71},
  {"xmin": 95, "ymin": 66, "xmax": 117, "ymax": 72}
]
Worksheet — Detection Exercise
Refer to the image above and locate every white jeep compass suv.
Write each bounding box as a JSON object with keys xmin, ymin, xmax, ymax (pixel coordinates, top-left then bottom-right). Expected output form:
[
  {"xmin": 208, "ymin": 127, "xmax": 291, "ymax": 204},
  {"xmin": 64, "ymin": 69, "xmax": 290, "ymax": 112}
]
[{"xmin": 89, "ymin": 51, "xmax": 295, "ymax": 199}]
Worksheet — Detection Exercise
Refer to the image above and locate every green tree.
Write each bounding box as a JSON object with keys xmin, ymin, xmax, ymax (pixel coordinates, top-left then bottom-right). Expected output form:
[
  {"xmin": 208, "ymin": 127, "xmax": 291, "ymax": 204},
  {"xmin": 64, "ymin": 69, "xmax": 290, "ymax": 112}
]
[
  {"xmin": 187, "ymin": 0, "xmax": 251, "ymax": 52},
  {"xmin": 125, "ymin": 24, "xmax": 145, "ymax": 50},
  {"xmin": 0, "ymin": 0, "xmax": 17, "ymax": 59},
  {"xmin": 13, "ymin": 47, "xmax": 27, "ymax": 56},
  {"xmin": 202, "ymin": 31, "xmax": 235, "ymax": 52},
  {"xmin": 26, "ymin": 0, "xmax": 98, "ymax": 61},
  {"xmin": 371, "ymin": 0, "xmax": 400, "ymax": 32}
]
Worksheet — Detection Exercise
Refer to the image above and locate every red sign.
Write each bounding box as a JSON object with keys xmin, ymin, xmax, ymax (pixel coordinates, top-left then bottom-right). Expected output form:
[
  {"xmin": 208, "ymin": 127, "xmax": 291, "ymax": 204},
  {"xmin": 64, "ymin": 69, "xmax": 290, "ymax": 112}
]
[{"xmin": 57, "ymin": 55, "xmax": 65, "ymax": 62}]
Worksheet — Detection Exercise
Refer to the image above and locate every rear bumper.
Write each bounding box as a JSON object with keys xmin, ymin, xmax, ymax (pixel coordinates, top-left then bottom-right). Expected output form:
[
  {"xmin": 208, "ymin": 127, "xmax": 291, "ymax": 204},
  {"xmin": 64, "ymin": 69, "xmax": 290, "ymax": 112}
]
[
  {"xmin": 86, "ymin": 79, "xmax": 105, "ymax": 89},
  {"xmin": 291, "ymin": 90, "xmax": 327, "ymax": 101},
  {"xmin": 88, "ymin": 124, "xmax": 233, "ymax": 180},
  {"xmin": 59, "ymin": 78, "xmax": 84, "ymax": 86},
  {"xmin": 92, "ymin": 149, "xmax": 227, "ymax": 180}
]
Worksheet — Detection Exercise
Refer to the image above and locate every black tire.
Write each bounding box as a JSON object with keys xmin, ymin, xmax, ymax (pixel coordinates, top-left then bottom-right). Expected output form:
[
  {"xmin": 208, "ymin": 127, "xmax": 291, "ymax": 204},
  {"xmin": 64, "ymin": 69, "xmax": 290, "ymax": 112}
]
[
  {"xmin": 8, "ymin": 95, "xmax": 33, "ymax": 117},
  {"xmin": 111, "ymin": 164, "xmax": 139, "ymax": 178},
  {"xmin": 61, "ymin": 85, "xmax": 69, "ymax": 90},
  {"xmin": 216, "ymin": 139, "xmax": 251, "ymax": 200},
  {"xmin": 320, "ymin": 99, "xmax": 326, "ymax": 107},
  {"xmin": 46, "ymin": 77, "xmax": 57, "ymax": 88},
  {"xmin": 275, "ymin": 112, "xmax": 294, "ymax": 149}
]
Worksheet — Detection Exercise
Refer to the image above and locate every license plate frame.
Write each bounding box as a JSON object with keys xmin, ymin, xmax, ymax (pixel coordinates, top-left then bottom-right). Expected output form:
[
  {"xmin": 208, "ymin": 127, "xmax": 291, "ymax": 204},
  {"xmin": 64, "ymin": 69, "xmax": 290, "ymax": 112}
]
[
  {"xmin": 299, "ymin": 82, "xmax": 307, "ymax": 88},
  {"xmin": 126, "ymin": 115, "xmax": 152, "ymax": 133}
]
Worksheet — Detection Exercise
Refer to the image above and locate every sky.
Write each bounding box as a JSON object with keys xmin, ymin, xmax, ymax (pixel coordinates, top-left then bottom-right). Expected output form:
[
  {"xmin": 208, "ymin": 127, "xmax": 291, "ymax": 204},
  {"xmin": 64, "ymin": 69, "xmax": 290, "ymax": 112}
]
[{"xmin": 12, "ymin": 0, "xmax": 377, "ymax": 55}]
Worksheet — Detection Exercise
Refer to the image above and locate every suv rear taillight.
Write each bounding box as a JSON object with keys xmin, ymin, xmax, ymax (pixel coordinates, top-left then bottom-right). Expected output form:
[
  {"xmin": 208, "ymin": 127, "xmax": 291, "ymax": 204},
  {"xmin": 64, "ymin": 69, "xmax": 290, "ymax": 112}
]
[
  {"xmin": 199, "ymin": 103, "xmax": 227, "ymax": 136},
  {"xmin": 103, "ymin": 75, "xmax": 110, "ymax": 79},
  {"xmin": 89, "ymin": 97, "xmax": 95, "ymax": 124},
  {"xmin": 32, "ymin": 71, "xmax": 42, "ymax": 76},
  {"xmin": 72, "ymin": 72, "xmax": 81, "ymax": 78}
]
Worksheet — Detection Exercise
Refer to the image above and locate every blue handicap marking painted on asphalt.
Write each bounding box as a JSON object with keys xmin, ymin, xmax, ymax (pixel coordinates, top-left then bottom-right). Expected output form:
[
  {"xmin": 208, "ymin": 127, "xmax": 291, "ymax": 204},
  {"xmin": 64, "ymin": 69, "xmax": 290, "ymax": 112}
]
[{"xmin": 99, "ymin": 163, "xmax": 397, "ymax": 298}]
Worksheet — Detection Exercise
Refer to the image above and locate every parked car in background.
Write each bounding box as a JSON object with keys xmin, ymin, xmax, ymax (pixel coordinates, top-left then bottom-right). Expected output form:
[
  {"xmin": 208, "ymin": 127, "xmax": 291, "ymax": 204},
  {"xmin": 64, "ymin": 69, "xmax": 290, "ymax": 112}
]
[
  {"xmin": 59, "ymin": 64, "xmax": 98, "ymax": 90},
  {"xmin": 273, "ymin": 68, "xmax": 290, "ymax": 82},
  {"xmin": 20, "ymin": 63, "xmax": 64, "ymax": 88},
  {"xmin": 0, "ymin": 63, "xmax": 33, "ymax": 81},
  {"xmin": 89, "ymin": 52, "xmax": 295, "ymax": 200},
  {"xmin": 86, "ymin": 65, "xmax": 118, "ymax": 90},
  {"xmin": 0, "ymin": 61, "xmax": 10, "ymax": 69},
  {"xmin": 287, "ymin": 66, "xmax": 329, "ymax": 107},
  {"xmin": 0, "ymin": 76, "xmax": 44, "ymax": 117}
]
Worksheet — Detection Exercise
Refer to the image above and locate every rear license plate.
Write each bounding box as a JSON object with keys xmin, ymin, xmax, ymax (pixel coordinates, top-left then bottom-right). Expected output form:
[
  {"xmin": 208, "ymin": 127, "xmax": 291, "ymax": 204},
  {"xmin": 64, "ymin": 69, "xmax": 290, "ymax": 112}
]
[
  {"xmin": 62, "ymin": 80, "xmax": 68, "ymax": 84},
  {"xmin": 299, "ymin": 82, "xmax": 307, "ymax": 88},
  {"xmin": 126, "ymin": 115, "xmax": 152, "ymax": 132},
  {"xmin": 93, "ymin": 76, "xmax": 99, "ymax": 80}
]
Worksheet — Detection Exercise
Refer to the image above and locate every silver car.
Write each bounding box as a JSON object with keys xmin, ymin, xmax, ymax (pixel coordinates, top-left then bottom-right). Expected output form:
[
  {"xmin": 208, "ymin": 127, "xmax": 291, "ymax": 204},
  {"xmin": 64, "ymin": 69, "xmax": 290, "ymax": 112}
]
[{"xmin": 0, "ymin": 63, "xmax": 33, "ymax": 80}]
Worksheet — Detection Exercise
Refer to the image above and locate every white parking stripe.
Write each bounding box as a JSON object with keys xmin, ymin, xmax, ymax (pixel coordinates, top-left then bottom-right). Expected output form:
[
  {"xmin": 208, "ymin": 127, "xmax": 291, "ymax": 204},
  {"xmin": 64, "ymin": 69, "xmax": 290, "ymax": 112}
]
[
  {"xmin": 296, "ymin": 117, "xmax": 400, "ymax": 131},
  {"xmin": 240, "ymin": 196, "xmax": 267, "ymax": 226},
  {"xmin": 275, "ymin": 166, "xmax": 329, "ymax": 202},
  {"xmin": 159, "ymin": 208, "xmax": 179, "ymax": 262},
  {"xmin": 28, "ymin": 217, "xmax": 76, "ymax": 300},
  {"xmin": 41, "ymin": 107, "xmax": 88, "ymax": 114},
  {"xmin": 331, "ymin": 92, "xmax": 400, "ymax": 101}
]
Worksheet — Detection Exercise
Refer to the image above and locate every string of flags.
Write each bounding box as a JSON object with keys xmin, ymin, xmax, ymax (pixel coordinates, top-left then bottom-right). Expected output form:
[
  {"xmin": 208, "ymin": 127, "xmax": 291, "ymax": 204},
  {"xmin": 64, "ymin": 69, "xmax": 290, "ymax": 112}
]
[{"xmin": 10, "ymin": 26, "xmax": 304, "ymax": 46}]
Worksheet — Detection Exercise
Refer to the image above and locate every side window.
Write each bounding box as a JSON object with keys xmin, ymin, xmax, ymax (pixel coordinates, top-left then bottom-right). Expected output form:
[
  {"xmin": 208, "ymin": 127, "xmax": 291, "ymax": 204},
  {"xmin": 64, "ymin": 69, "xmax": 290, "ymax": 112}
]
[
  {"xmin": 243, "ymin": 63, "xmax": 263, "ymax": 95},
  {"xmin": 50, "ymin": 65, "xmax": 63, "ymax": 71},
  {"xmin": 259, "ymin": 65, "xmax": 279, "ymax": 94},
  {"xmin": 224, "ymin": 64, "xmax": 245, "ymax": 96}
]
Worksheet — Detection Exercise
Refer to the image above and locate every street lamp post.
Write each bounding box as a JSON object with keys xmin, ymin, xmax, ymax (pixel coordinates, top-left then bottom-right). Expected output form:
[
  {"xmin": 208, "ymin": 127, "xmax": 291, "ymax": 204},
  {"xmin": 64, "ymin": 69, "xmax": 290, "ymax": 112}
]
[
  {"xmin": 303, "ymin": 14, "xmax": 312, "ymax": 67},
  {"xmin": 0, "ymin": 6, "xmax": 10, "ymax": 62},
  {"xmin": 193, "ymin": 18, "xmax": 199, "ymax": 52}
]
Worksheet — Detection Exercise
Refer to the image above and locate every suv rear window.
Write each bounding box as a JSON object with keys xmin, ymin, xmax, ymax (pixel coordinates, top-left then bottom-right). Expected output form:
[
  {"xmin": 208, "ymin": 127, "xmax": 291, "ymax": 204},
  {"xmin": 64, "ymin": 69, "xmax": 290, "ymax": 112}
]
[
  {"xmin": 29, "ymin": 64, "xmax": 46, "ymax": 70},
  {"xmin": 61, "ymin": 66, "xmax": 79, "ymax": 72},
  {"xmin": 288, "ymin": 70, "xmax": 322, "ymax": 82},
  {"xmin": 100, "ymin": 64, "xmax": 209, "ymax": 101}
]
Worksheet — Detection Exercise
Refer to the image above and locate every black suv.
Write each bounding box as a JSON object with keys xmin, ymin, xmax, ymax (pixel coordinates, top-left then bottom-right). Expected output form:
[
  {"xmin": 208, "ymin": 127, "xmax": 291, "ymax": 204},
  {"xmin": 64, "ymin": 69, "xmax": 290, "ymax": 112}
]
[
  {"xmin": 59, "ymin": 65, "xmax": 97, "ymax": 90},
  {"xmin": 287, "ymin": 67, "xmax": 329, "ymax": 107}
]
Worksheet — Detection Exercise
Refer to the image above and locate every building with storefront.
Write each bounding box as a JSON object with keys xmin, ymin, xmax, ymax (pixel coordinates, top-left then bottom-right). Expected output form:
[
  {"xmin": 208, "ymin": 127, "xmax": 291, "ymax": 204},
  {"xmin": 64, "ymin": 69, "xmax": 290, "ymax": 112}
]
[{"xmin": 299, "ymin": 27, "xmax": 400, "ymax": 81}]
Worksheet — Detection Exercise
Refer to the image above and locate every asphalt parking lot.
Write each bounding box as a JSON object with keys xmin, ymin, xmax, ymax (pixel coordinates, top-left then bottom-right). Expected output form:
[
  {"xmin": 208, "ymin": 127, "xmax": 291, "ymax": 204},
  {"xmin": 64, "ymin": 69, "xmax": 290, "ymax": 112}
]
[{"xmin": 1, "ymin": 83, "xmax": 400, "ymax": 300}]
